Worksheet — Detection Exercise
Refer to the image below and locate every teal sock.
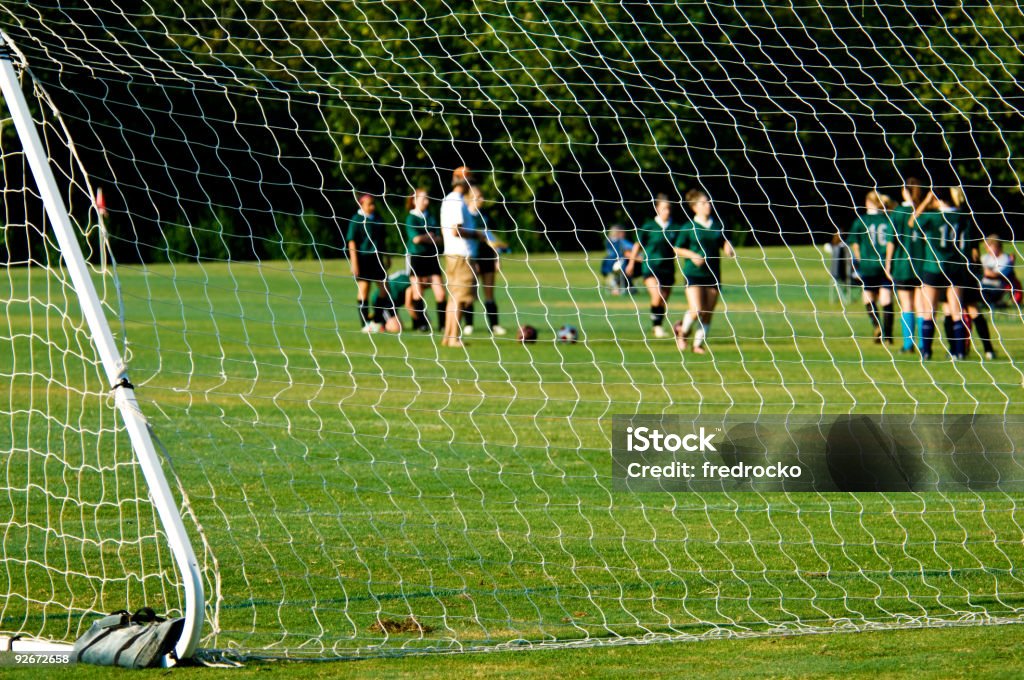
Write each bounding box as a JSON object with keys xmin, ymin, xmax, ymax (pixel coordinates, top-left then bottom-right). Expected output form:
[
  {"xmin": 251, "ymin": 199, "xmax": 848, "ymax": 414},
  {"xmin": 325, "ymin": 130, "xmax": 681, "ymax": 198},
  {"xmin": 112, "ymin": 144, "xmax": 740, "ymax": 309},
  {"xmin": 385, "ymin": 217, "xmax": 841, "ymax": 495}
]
[
  {"xmin": 916, "ymin": 316, "xmax": 925, "ymax": 350},
  {"xmin": 901, "ymin": 312, "xmax": 915, "ymax": 349}
]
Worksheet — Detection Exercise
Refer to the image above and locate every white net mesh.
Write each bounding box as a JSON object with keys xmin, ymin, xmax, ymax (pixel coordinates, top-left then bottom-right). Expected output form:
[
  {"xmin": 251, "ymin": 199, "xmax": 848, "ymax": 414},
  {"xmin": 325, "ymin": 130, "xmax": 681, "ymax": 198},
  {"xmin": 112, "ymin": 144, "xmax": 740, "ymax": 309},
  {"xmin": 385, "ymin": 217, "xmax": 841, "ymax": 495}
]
[
  {"xmin": 0, "ymin": 66, "xmax": 188, "ymax": 644},
  {"xmin": 1, "ymin": 0, "xmax": 1023, "ymax": 659}
]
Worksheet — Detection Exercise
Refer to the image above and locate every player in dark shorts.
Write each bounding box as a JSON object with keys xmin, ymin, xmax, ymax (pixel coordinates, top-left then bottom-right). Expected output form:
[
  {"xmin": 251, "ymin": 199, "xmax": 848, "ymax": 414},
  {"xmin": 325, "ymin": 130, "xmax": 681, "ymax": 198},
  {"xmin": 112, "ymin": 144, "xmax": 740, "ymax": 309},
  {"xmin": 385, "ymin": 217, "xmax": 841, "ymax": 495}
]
[
  {"xmin": 885, "ymin": 177, "xmax": 925, "ymax": 353},
  {"xmin": 625, "ymin": 193, "xmax": 680, "ymax": 339},
  {"xmin": 466, "ymin": 185, "xmax": 508, "ymax": 335},
  {"xmin": 405, "ymin": 188, "xmax": 445, "ymax": 332},
  {"xmin": 913, "ymin": 186, "xmax": 969, "ymax": 360},
  {"xmin": 347, "ymin": 193, "xmax": 391, "ymax": 332},
  {"xmin": 672, "ymin": 188, "xmax": 735, "ymax": 354},
  {"xmin": 952, "ymin": 187, "xmax": 997, "ymax": 360},
  {"xmin": 847, "ymin": 191, "xmax": 894, "ymax": 344}
]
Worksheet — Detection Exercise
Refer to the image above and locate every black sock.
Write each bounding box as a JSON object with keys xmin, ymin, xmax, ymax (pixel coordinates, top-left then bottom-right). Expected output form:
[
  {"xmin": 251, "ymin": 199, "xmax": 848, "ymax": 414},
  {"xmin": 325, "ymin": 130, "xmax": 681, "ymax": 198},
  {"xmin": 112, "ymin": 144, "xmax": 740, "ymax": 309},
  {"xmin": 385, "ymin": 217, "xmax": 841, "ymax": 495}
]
[
  {"xmin": 921, "ymin": 319, "xmax": 936, "ymax": 356},
  {"xmin": 463, "ymin": 302, "xmax": 476, "ymax": 328},
  {"xmin": 358, "ymin": 299, "xmax": 370, "ymax": 326},
  {"xmin": 436, "ymin": 304, "xmax": 447, "ymax": 332},
  {"xmin": 485, "ymin": 300, "xmax": 499, "ymax": 329},
  {"xmin": 952, "ymin": 319, "xmax": 967, "ymax": 359},
  {"xmin": 414, "ymin": 298, "xmax": 428, "ymax": 328},
  {"xmin": 865, "ymin": 302, "xmax": 879, "ymax": 329},
  {"xmin": 375, "ymin": 289, "xmax": 394, "ymax": 326},
  {"xmin": 882, "ymin": 303, "xmax": 895, "ymax": 342},
  {"xmin": 943, "ymin": 315, "xmax": 955, "ymax": 353},
  {"xmin": 972, "ymin": 314, "xmax": 994, "ymax": 354},
  {"xmin": 650, "ymin": 304, "xmax": 665, "ymax": 327}
]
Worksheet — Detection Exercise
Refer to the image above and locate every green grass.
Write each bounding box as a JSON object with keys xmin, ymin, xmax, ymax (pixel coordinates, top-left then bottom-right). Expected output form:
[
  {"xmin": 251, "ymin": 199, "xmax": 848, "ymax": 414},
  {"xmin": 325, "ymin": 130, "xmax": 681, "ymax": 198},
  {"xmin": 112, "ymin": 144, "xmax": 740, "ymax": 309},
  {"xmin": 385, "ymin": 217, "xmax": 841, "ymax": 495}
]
[
  {"xmin": 3, "ymin": 245, "xmax": 1024, "ymax": 663},
  {"xmin": 10, "ymin": 624, "xmax": 1024, "ymax": 678}
]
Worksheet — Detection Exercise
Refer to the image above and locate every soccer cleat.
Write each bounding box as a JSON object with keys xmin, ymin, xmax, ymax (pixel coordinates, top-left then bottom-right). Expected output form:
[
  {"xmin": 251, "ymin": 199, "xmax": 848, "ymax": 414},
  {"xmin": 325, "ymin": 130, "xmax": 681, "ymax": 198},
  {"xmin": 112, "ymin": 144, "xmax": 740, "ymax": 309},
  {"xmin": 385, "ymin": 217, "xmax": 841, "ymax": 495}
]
[
  {"xmin": 985, "ymin": 351, "xmax": 997, "ymax": 361},
  {"xmin": 491, "ymin": 325, "xmax": 508, "ymax": 336},
  {"xmin": 653, "ymin": 325, "xmax": 667, "ymax": 339},
  {"xmin": 921, "ymin": 351, "xmax": 933, "ymax": 361},
  {"xmin": 361, "ymin": 322, "xmax": 381, "ymax": 334},
  {"xmin": 693, "ymin": 345, "xmax": 707, "ymax": 355},
  {"xmin": 872, "ymin": 327, "xmax": 882, "ymax": 344},
  {"xmin": 463, "ymin": 325, "xmax": 474, "ymax": 336}
]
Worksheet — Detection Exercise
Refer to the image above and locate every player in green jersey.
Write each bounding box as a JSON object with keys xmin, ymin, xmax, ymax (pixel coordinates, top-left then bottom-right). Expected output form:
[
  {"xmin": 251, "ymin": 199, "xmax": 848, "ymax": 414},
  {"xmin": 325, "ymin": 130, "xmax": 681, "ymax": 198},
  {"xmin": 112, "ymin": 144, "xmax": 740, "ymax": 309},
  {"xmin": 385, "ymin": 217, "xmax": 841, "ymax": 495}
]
[
  {"xmin": 847, "ymin": 191, "xmax": 895, "ymax": 344},
  {"xmin": 405, "ymin": 188, "xmax": 445, "ymax": 332},
  {"xmin": 672, "ymin": 188, "xmax": 735, "ymax": 354},
  {"xmin": 913, "ymin": 186, "xmax": 968, "ymax": 360},
  {"xmin": 370, "ymin": 267, "xmax": 416, "ymax": 333},
  {"xmin": 626, "ymin": 193, "xmax": 680, "ymax": 338},
  {"xmin": 885, "ymin": 177, "xmax": 925, "ymax": 353},
  {"xmin": 347, "ymin": 194, "xmax": 392, "ymax": 332}
]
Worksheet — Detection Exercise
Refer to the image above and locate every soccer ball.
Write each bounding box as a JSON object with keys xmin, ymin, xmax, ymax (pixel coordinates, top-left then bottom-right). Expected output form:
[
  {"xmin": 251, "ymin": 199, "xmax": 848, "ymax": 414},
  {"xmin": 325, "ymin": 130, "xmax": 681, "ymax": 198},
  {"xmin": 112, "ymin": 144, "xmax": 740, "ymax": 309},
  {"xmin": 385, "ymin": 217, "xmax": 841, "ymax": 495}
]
[
  {"xmin": 383, "ymin": 315, "xmax": 402, "ymax": 333},
  {"xmin": 557, "ymin": 325, "xmax": 578, "ymax": 343},
  {"xmin": 517, "ymin": 325, "xmax": 538, "ymax": 343}
]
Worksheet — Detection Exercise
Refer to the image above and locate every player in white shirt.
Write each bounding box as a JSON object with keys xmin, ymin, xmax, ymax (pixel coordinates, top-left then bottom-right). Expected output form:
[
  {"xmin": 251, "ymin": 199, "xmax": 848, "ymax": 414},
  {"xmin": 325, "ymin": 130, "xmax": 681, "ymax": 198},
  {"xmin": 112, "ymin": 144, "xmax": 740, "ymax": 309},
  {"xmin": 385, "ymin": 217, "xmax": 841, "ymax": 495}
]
[{"xmin": 440, "ymin": 166, "xmax": 485, "ymax": 347}]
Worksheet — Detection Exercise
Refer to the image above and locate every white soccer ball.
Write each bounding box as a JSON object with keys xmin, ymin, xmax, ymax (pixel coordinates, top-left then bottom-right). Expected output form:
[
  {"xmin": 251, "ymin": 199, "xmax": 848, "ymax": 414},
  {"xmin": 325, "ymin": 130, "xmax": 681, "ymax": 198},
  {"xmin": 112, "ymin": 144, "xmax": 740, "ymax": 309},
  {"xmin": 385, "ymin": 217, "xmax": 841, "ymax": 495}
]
[{"xmin": 557, "ymin": 325, "xmax": 578, "ymax": 343}]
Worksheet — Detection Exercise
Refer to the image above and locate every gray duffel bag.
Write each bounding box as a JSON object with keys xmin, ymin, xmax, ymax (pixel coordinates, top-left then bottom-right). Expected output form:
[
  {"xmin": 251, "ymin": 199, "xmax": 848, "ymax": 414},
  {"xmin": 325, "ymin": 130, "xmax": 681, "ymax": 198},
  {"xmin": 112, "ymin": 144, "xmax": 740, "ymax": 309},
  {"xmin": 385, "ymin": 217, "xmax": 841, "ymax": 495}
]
[{"xmin": 73, "ymin": 608, "xmax": 185, "ymax": 668}]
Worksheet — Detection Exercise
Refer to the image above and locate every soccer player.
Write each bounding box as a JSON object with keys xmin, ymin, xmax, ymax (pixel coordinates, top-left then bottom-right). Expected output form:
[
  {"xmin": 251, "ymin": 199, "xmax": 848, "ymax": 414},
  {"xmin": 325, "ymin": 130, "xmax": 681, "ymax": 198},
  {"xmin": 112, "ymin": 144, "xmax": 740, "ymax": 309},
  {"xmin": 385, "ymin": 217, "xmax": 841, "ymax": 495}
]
[
  {"xmin": 847, "ymin": 191, "xmax": 894, "ymax": 344},
  {"xmin": 466, "ymin": 185, "xmax": 509, "ymax": 336},
  {"xmin": 370, "ymin": 266, "xmax": 417, "ymax": 333},
  {"xmin": 405, "ymin": 188, "xmax": 445, "ymax": 332},
  {"xmin": 440, "ymin": 166, "xmax": 484, "ymax": 347},
  {"xmin": 954, "ymin": 188, "xmax": 997, "ymax": 360},
  {"xmin": 625, "ymin": 193, "xmax": 679, "ymax": 338},
  {"xmin": 602, "ymin": 225, "xmax": 634, "ymax": 295},
  {"xmin": 913, "ymin": 186, "xmax": 969, "ymax": 360},
  {"xmin": 672, "ymin": 188, "xmax": 735, "ymax": 353},
  {"xmin": 981, "ymin": 234, "xmax": 1020, "ymax": 307},
  {"xmin": 885, "ymin": 178, "xmax": 925, "ymax": 353},
  {"xmin": 347, "ymin": 193, "xmax": 391, "ymax": 332}
]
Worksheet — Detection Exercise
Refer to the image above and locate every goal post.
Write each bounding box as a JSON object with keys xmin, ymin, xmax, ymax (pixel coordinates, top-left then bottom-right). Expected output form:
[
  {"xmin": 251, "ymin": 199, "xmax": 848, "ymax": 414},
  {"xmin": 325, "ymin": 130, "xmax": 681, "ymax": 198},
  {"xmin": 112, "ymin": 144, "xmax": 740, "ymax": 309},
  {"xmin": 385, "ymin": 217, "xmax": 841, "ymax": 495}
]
[
  {"xmin": 0, "ymin": 33, "xmax": 204, "ymax": 662},
  {"xmin": 3, "ymin": 1, "xmax": 1024, "ymax": 664}
]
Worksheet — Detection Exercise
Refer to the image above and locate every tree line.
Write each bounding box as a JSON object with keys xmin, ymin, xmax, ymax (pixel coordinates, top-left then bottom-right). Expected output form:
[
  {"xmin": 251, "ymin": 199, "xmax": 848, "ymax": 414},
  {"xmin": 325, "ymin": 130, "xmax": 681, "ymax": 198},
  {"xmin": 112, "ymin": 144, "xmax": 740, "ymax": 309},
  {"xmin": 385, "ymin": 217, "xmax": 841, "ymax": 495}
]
[{"xmin": 0, "ymin": 1, "xmax": 1020, "ymax": 264}]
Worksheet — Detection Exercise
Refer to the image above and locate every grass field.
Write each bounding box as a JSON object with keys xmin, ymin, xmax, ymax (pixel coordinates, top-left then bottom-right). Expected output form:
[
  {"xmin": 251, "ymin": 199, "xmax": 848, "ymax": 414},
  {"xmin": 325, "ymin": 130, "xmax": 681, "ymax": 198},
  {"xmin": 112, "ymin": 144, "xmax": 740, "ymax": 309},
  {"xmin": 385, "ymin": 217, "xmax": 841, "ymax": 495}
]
[
  {"xmin": 3, "ymin": 245, "xmax": 1024, "ymax": 666},
  {"xmin": 9, "ymin": 623, "xmax": 1024, "ymax": 678}
]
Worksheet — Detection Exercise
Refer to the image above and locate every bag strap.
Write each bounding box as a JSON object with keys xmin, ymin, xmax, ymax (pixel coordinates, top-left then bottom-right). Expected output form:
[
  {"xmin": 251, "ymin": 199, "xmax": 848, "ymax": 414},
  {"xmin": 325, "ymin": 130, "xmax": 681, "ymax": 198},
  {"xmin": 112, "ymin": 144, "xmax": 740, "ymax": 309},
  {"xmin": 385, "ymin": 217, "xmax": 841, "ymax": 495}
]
[
  {"xmin": 112, "ymin": 627, "xmax": 153, "ymax": 668},
  {"xmin": 74, "ymin": 612, "xmax": 130, "ymax": 663},
  {"xmin": 131, "ymin": 607, "xmax": 163, "ymax": 624}
]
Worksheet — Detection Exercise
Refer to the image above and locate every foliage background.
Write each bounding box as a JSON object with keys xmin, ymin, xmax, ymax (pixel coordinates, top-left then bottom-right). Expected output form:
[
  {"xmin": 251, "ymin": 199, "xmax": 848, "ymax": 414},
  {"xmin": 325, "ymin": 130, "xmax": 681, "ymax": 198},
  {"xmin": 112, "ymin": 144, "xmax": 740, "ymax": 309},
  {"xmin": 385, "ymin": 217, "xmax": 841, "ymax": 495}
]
[{"xmin": 0, "ymin": 1, "xmax": 1021, "ymax": 260}]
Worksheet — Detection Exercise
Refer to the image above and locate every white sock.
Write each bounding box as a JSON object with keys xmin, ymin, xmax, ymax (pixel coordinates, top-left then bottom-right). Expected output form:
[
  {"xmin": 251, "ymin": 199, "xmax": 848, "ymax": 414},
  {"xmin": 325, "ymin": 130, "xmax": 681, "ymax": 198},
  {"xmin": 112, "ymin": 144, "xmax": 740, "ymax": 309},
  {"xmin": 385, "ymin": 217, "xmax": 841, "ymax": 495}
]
[
  {"xmin": 694, "ymin": 320, "xmax": 710, "ymax": 348},
  {"xmin": 681, "ymin": 312, "xmax": 697, "ymax": 338}
]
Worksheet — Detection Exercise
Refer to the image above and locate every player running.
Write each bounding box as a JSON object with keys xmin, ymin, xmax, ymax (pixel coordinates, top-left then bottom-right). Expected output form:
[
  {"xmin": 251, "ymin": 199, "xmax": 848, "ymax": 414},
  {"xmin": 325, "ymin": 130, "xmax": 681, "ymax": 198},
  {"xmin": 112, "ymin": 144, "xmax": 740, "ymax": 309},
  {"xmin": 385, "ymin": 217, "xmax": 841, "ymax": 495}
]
[
  {"xmin": 405, "ymin": 188, "xmax": 445, "ymax": 332},
  {"xmin": 625, "ymin": 193, "xmax": 680, "ymax": 338},
  {"xmin": 347, "ymin": 193, "xmax": 391, "ymax": 332},
  {"xmin": 885, "ymin": 178, "xmax": 925, "ymax": 353},
  {"xmin": 848, "ymin": 191, "xmax": 894, "ymax": 344},
  {"xmin": 912, "ymin": 186, "xmax": 969, "ymax": 360},
  {"xmin": 672, "ymin": 188, "xmax": 735, "ymax": 353}
]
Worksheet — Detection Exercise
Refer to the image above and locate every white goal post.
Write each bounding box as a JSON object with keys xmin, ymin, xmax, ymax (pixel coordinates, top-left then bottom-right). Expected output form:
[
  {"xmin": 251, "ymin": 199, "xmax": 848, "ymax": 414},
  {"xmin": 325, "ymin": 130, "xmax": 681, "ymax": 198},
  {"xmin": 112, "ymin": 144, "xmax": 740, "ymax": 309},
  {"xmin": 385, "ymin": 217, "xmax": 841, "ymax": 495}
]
[{"xmin": 0, "ymin": 33, "xmax": 203, "ymax": 663}]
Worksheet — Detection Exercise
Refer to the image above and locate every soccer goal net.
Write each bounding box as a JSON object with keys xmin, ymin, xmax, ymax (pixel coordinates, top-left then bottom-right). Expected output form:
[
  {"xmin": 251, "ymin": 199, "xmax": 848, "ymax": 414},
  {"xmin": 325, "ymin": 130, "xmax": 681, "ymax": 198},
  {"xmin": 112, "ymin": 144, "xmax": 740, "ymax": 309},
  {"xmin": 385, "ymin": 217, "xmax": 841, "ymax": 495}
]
[{"xmin": 2, "ymin": 1, "xmax": 1023, "ymax": 661}]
